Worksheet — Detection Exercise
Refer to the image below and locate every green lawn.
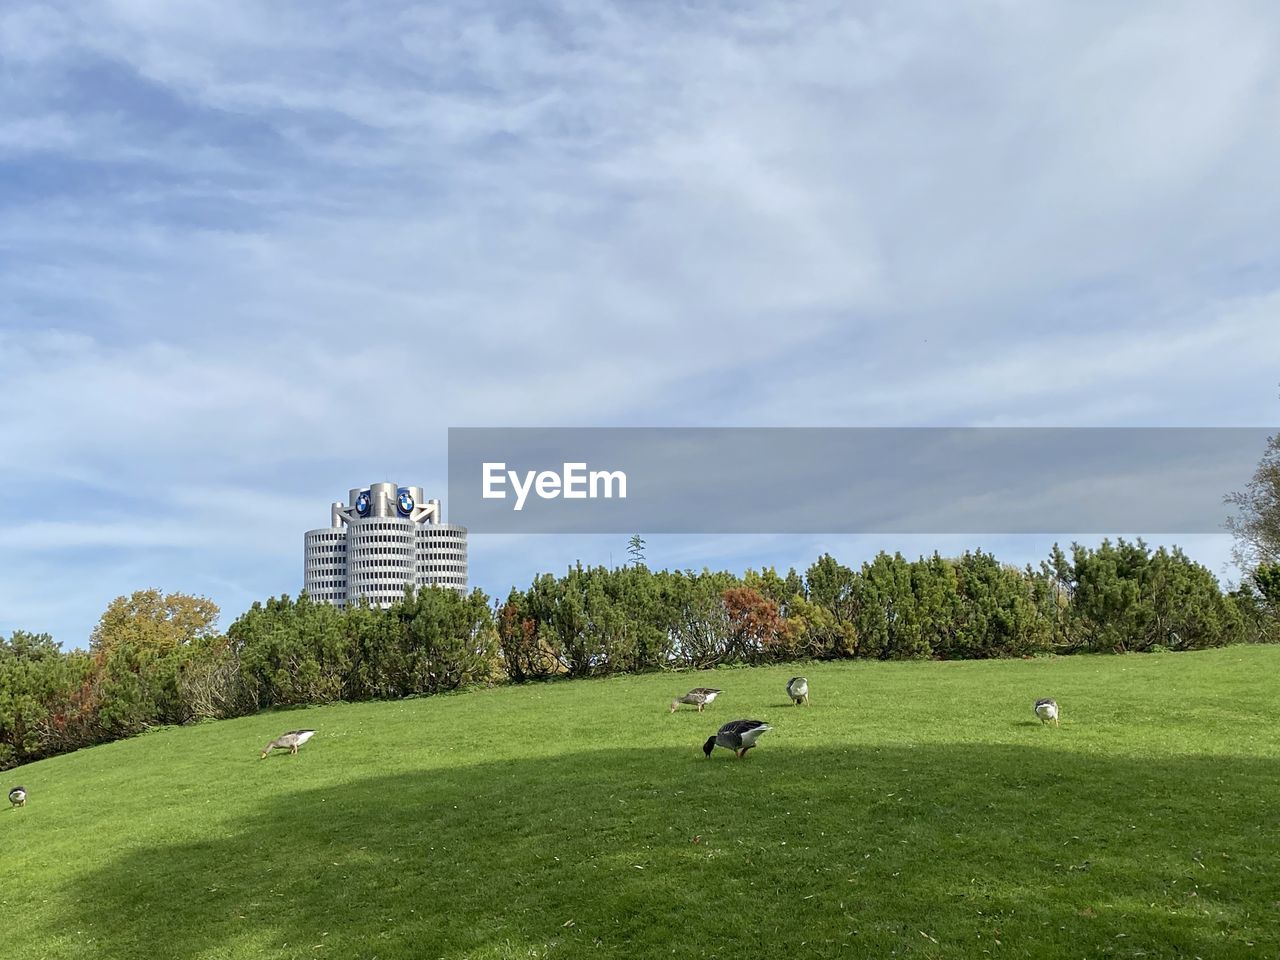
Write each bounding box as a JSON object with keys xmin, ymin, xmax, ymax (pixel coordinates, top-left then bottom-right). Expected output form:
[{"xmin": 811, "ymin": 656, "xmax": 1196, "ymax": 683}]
[{"xmin": 3, "ymin": 648, "xmax": 1278, "ymax": 959}]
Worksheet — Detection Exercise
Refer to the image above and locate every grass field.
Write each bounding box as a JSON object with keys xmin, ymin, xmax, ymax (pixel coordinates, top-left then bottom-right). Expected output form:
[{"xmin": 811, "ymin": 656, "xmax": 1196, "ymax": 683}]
[{"xmin": 3, "ymin": 648, "xmax": 1278, "ymax": 960}]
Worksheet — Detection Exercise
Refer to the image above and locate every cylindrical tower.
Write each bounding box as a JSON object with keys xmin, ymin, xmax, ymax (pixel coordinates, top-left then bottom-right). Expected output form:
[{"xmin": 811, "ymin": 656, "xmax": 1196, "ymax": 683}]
[
  {"xmin": 415, "ymin": 522, "xmax": 468, "ymax": 592},
  {"xmin": 303, "ymin": 528, "xmax": 348, "ymax": 605},
  {"xmin": 368, "ymin": 482, "xmax": 398, "ymax": 518},
  {"xmin": 346, "ymin": 515, "xmax": 417, "ymax": 606},
  {"xmin": 305, "ymin": 482, "xmax": 468, "ymax": 607}
]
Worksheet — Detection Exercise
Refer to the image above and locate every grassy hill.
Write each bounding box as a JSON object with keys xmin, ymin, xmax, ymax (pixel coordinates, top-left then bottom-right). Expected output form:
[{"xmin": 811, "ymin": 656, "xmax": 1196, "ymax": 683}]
[{"xmin": 4, "ymin": 647, "xmax": 1278, "ymax": 959}]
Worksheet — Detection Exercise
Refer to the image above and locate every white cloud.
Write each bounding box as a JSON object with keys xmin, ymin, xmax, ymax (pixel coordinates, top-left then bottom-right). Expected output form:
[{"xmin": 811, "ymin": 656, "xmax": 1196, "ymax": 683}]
[{"xmin": 2, "ymin": 0, "xmax": 1279, "ymax": 644}]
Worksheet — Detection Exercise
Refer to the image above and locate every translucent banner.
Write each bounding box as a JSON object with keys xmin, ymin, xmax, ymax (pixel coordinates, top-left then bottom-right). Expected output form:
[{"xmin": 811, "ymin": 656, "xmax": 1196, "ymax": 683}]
[{"xmin": 446, "ymin": 427, "xmax": 1272, "ymax": 534}]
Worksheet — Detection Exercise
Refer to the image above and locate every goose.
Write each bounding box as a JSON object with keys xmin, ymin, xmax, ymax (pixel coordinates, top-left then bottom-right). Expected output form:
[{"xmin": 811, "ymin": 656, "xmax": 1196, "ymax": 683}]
[
  {"xmin": 786, "ymin": 676, "xmax": 809, "ymax": 706},
  {"xmin": 1034, "ymin": 698, "xmax": 1059, "ymax": 726},
  {"xmin": 703, "ymin": 719, "xmax": 771, "ymax": 759},
  {"xmin": 9, "ymin": 786, "xmax": 26, "ymax": 808},
  {"xmin": 670, "ymin": 687, "xmax": 722, "ymax": 713},
  {"xmin": 261, "ymin": 729, "xmax": 316, "ymax": 758}
]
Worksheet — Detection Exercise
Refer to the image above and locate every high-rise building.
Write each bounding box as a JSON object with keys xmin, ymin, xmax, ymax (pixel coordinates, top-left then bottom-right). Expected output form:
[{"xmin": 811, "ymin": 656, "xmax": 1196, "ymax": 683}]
[{"xmin": 303, "ymin": 482, "xmax": 468, "ymax": 607}]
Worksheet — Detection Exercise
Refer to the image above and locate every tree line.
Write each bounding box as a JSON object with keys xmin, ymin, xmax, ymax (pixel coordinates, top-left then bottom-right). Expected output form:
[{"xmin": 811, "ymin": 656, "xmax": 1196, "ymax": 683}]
[{"xmin": 3, "ymin": 539, "xmax": 1277, "ymax": 770}]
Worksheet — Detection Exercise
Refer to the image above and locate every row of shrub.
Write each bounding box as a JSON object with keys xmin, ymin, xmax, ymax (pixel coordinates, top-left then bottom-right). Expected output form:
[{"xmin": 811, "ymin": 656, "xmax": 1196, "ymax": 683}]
[
  {"xmin": 495, "ymin": 542, "xmax": 1273, "ymax": 675},
  {"xmin": 2, "ymin": 540, "xmax": 1277, "ymax": 769}
]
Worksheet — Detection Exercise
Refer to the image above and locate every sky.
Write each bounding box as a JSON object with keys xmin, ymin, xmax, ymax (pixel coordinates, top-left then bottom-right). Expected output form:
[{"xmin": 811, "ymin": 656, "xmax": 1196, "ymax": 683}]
[{"xmin": 2, "ymin": 0, "xmax": 1279, "ymax": 647}]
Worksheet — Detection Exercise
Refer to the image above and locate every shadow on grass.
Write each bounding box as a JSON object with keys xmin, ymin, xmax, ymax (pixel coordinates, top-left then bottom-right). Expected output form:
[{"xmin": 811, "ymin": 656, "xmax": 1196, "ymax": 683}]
[{"xmin": 55, "ymin": 744, "xmax": 1276, "ymax": 960}]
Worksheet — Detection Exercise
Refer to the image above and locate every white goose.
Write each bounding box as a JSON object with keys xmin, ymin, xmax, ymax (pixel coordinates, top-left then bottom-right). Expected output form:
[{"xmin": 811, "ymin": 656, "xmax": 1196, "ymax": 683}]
[
  {"xmin": 1034, "ymin": 698, "xmax": 1059, "ymax": 726},
  {"xmin": 786, "ymin": 676, "xmax": 810, "ymax": 706},
  {"xmin": 670, "ymin": 687, "xmax": 722, "ymax": 713},
  {"xmin": 9, "ymin": 786, "xmax": 26, "ymax": 808},
  {"xmin": 261, "ymin": 729, "xmax": 316, "ymax": 758}
]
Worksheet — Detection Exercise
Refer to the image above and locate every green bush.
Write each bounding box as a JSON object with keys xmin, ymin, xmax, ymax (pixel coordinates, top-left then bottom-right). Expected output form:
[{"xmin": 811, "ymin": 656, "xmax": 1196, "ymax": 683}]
[{"xmin": 4, "ymin": 539, "xmax": 1270, "ymax": 771}]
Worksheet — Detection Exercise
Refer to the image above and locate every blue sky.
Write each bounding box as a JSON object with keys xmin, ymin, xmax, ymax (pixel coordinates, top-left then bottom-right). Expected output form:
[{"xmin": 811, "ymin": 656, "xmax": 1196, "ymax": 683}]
[{"xmin": 2, "ymin": 0, "xmax": 1279, "ymax": 647}]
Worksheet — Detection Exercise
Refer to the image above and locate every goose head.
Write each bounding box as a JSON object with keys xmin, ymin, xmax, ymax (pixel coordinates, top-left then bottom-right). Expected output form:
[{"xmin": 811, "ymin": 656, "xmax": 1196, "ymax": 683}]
[{"xmin": 702, "ymin": 736, "xmax": 717, "ymax": 758}]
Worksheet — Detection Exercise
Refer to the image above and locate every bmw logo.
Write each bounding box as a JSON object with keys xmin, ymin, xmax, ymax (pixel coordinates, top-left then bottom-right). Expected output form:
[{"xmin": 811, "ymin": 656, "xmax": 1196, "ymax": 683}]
[
  {"xmin": 356, "ymin": 491, "xmax": 371, "ymax": 516},
  {"xmin": 397, "ymin": 489, "xmax": 415, "ymax": 516}
]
